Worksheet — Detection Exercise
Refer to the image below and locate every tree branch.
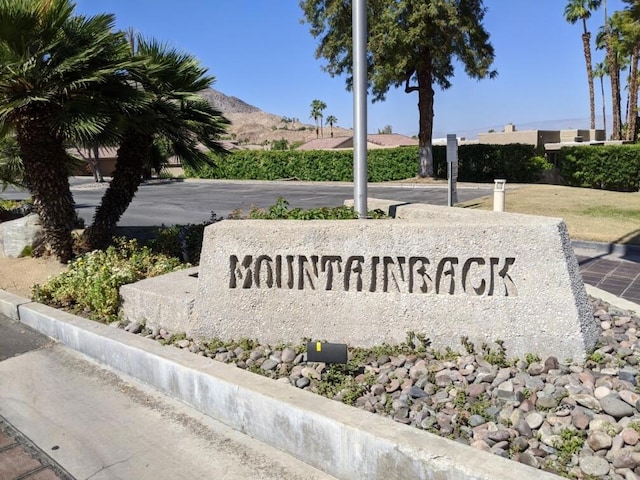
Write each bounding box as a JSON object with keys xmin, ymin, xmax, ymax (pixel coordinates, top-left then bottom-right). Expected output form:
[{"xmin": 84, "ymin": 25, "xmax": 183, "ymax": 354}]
[{"xmin": 404, "ymin": 77, "xmax": 419, "ymax": 93}]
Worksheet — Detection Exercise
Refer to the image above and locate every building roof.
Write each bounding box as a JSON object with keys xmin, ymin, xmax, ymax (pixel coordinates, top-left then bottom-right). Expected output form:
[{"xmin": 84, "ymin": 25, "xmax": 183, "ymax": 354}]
[
  {"xmin": 296, "ymin": 136, "xmax": 353, "ymax": 151},
  {"xmin": 296, "ymin": 133, "xmax": 417, "ymax": 151},
  {"xmin": 366, "ymin": 134, "xmax": 418, "ymax": 147}
]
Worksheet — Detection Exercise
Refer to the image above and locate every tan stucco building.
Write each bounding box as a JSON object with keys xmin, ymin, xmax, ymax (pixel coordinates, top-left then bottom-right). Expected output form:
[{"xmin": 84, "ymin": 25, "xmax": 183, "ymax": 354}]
[{"xmin": 477, "ymin": 123, "xmax": 606, "ymax": 153}]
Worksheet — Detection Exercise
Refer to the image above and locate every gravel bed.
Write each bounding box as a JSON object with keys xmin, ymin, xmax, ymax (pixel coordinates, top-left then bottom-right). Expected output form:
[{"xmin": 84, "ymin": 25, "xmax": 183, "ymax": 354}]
[{"xmin": 112, "ymin": 296, "xmax": 640, "ymax": 479}]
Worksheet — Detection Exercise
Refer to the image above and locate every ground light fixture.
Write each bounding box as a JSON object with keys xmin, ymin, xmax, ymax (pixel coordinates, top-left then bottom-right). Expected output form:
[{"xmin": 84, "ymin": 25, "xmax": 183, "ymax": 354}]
[{"xmin": 306, "ymin": 341, "xmax": 348, "ymax": 364}]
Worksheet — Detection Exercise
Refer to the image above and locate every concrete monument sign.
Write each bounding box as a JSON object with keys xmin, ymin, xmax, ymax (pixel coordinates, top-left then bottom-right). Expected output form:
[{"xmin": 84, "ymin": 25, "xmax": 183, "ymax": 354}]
[{"xmin": 185, "ymin": 205, "xmax": 597, "ymax": 361}]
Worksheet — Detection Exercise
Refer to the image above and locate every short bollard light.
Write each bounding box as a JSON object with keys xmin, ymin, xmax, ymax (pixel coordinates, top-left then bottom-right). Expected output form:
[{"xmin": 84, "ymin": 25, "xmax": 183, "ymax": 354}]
[
  {"xmin": 306, "ymin": 341, "xmax": 348, "ymax": 364},
  {"xmin": 493, "ymin": 179, "xmax": 506, "ymax": 212}
]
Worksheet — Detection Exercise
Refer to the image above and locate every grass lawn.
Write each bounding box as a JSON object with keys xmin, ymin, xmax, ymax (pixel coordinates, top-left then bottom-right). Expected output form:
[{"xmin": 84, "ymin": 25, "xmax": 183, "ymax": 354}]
[{"xmin": 456, "ymin": 184, "xmax": 640, "ymax": 245}]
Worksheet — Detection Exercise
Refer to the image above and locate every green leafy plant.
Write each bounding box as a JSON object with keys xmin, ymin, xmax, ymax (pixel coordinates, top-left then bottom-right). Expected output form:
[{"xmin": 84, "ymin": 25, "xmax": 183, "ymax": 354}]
[
  {"xmin": 33, "ymin": 238, "xmax": 185, "ymax": 321},
  {"xmin": 432, "ymin": 346, "xmax": 459, "ymax": 361},
  {"xmin": 552, "ymin": 428, "xmax": 586, "ymax": 470},
  {"xmin": 460, "ymin": 336, "xmax": 476, "ymax": 355},
  {"xmin": 148, "ymin": 219, "xmax": 217, "ymax": 264},
  {"xmin": 482, "ymin": 340, "xmax": 510, "ymax": 367},
  {"xmin": 525, "ymin": 353, "xmax": 541, "ymax": 364},
  {"xmin": 587, "ymin": 351, "xmax": 606, "ymax": 364},
  {"xmin": 160, "ymin": 332, "xmax": 187, "ymax": 346},
  {"xmin": 316, "ymin": 363, "xmax": 371, "ymax": 406},
  {"xmin": 241, "ymin": 197, "xmax": 386, "ymax": 220}
]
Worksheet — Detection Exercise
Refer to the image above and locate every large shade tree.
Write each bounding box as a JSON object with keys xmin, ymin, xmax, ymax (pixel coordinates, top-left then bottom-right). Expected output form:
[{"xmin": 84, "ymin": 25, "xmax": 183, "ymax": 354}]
[
  {"xmin": 83, "ymin": 36, "xmax": 229, "ymax": 250},
  {"xmin": 0, "ymin": 0, "xmax": 134, "ymax": 262},
  {"xmin": 564, "ymin": 0, "xmax": 602, "ymax": 131},
  {"xmin": 300, "ymin": 0, "xmax": 496, "ymax": 178}
]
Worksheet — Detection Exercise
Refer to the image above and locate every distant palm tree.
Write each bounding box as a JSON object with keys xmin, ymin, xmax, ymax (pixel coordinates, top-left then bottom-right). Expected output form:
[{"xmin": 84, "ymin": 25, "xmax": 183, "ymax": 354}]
[
  {"xmin": 0, "ymin": 0, "xmax": 135, "ymax": 262},
  {"xmin": 564, "ymin": 0, "xmax": 602, "ymax": 130},
  {"xmin": 601, "ymin": 0, "xmax": 623, "ymax": 139},
  {"xmin": 325, "ymin": 115, "xmax": 338, "ymax": 137},
  {"xmin": 310, "ymin": 99, "xmax": 327, "ymax": 138},
  {"xmin": 594, "ymin": 61, "xmax": 608, "ymax": 136},
  {"xmin": 614, "ymin": 3, "xmax": 640, "ymax": 141},
  {"xmin": 84, "ymin": 35, "xmax": 229, "ymax": 249}
]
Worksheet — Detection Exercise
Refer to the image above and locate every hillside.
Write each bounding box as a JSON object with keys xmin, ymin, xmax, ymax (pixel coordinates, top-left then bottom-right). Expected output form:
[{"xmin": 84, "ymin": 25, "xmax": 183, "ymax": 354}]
[{"xmin": 198, "ymin": 88, "xmax": 353, "ymax": 148}]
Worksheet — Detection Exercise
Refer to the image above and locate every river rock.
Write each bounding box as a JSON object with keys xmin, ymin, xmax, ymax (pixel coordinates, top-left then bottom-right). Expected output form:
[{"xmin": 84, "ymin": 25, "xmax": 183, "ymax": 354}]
[
  {"xmin": 601, "ymin": 394, "xmax": 635, "ymax": 419},
  {"xmin": 579, "ymin": 455, "xmax": 610, "ymax": 476}
]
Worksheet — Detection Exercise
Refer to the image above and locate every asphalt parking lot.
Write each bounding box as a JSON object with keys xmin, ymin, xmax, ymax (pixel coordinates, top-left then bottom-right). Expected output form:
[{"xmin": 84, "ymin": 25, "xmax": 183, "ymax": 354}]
[{"xmin": 2, "ymin": 178, "xmax": 493, "ymax": 227}]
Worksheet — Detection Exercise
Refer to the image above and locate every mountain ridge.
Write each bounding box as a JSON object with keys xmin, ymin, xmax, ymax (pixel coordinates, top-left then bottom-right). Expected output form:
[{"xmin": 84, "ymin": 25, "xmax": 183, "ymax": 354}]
[{"xmin": 198, "ymin": 88, "xmax": 353, "ymax": 147}]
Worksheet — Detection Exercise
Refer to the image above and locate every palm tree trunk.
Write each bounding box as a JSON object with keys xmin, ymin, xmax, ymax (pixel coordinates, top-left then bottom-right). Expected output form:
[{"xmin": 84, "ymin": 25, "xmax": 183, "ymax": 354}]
[
  {"xmin": 84, "ymin": 130, "xmax": 152, "ymax": 250},
  {"xmin": 15, "ymin": 115, "xmax": 75, "ymax": 263},
  {"xmin": 612, "ymin": 62, "xmax": 623, "ymax": 140},
  {"xmin": 600, "ymin": 75, "xmax": 607, "ymax": 137},
  {"xmin": 627, "ymin": 46, "xmax": 639, "ymax": 141},
  {"xmin": 582, "ymin": 26, "xmax": 596, "ymax": 130},
  {"xmin": 605, "ymin": 2, "xmax": 622, "ymax": 140}
]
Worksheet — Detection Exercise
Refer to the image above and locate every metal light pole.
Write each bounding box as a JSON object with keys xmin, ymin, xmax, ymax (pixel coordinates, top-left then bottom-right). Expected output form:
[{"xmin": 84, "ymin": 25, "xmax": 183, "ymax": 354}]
[{"xmin": 353, "ymin": 0, "xmax": 368, "ymax": 217}]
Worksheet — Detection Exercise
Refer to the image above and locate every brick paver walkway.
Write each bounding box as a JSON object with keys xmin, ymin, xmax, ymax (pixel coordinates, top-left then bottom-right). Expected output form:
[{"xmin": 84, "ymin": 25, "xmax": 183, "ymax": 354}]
[
  {"xmin": 577, "ymin": 255, "xmax": 640, "ymax": 305},
  {"xmin": 0, "ymin": 416, "xmax": 74, "ymax": 480}
]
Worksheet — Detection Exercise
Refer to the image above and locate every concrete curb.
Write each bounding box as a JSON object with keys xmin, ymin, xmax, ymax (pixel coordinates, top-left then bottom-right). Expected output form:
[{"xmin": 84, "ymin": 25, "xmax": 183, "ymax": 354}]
[
  {"xmin": 0, "ymin": 290, "xmax": 560, "ymax": 480},
  {"xmin": 175, "ymin": 177, "xmax": 495, "ymax": 190},
  {"xmin": 586, "ymin": 284, "xmax": 640, "ymax": 313},
  {"xmin": 572, "ymin": 240, "xmax": 640, "ymax": 259}
]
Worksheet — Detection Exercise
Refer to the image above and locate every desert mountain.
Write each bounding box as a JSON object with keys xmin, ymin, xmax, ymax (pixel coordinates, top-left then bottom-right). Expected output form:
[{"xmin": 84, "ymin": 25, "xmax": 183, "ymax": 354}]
[{"xmin": 198, "ymin": 88, "xmax": 352, "ymax": 148}]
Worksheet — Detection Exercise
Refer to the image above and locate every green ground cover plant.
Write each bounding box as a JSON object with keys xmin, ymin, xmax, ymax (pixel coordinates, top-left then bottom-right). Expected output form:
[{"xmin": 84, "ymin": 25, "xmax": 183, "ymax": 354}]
[{"xmin": 33, "ymin": 238, "xmax": 185, "ymax": 322}]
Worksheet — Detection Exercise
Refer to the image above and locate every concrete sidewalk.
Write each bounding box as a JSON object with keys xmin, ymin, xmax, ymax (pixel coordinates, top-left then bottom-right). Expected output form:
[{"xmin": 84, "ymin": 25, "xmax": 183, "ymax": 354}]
[{"xmin": 0, "ymin": 315, "xmax": 335, "ymax": 480}]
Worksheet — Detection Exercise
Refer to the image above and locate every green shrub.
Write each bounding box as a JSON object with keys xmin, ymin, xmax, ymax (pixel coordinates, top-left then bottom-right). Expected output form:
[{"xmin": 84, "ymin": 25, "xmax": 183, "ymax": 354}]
[
  {"xmin": 242, "ymin": 197, "xmax": 386, "ymax": 220},
  {"xmin": 186, "ymin": 144, "xmax": 547, "ymax": 183},
  {"xmin": 33, "ymin": 238, "xmax": 186, "ymax": 322},
  {"xmin": 558, "ymin": 145, "xmax": 640, "ymax": 191},
  {"xmin": 438, "ymin": 144, "xmax": 547, "ymax": 183},
  {"xmin": 148, "ymin": 219, "xmax": 218, "ymax": 264}
]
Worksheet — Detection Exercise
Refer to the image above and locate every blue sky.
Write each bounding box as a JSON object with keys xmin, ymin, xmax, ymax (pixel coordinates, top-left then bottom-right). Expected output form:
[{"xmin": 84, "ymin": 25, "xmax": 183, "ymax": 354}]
[{"xmin": 74, "ymin": 0, "xmax": 627, "ymax": 138}]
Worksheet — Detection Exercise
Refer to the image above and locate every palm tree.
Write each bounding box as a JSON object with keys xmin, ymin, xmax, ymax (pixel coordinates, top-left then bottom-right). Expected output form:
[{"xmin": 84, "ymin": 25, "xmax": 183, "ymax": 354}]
[
  {"xmin": 601, "ymin": 0, "xmax": 623, "ymax": 140},
  {"xmin": 325, "ymin": 115, "xmax": 338, "ymax": 137},
  {"xmin": 0, "ymin": 0, "xmax": 134, "ymax": 262},
  {"xmin": 0, "ymin": 135, "xmax": 25, "ymax": 191},
  {"xmin": 309, "ymin": 99, "xmax": 327, "ymax": 138},
  {"xmin": 594, "ymin": 61, "xmax": 608, "ymax": 136},
  {"xmin": 564, "ymin": 0, "xmax": 602, "ymax": 131},
  {"xmin": 83, "ymin": 36, "xmax": 229, "ymax": 250},
  {"xmin": 617, "ymin": 2, "xmax": 640, "ymax": 141}
]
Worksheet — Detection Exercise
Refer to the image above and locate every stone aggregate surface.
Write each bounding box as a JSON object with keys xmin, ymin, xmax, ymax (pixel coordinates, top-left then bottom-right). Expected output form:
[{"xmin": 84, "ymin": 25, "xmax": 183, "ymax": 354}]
[{"xmin": 111, "ymin": 296, "xmax": 640, "ymax": 479}]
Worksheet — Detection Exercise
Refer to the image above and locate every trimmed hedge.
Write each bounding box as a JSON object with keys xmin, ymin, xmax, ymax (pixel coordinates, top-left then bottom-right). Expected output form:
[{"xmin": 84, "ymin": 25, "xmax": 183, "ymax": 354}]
[
  {"xmin": 558, "ymin": 145, "xmax": 640, "ymax": 192},
  {"xmin": 436, "ymin": 144, "xmax": 545, "ymax": 183},
  {"xmin": 185, "ymin": 144, "xmax": 548, "ymax": 183}
]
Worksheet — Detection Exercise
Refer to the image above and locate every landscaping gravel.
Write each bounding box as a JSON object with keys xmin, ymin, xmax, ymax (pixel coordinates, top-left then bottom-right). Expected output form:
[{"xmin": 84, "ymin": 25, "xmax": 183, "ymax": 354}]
[{"xmin": 114, "ymin": 296, "xmax": 640, "ymax": 479}]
